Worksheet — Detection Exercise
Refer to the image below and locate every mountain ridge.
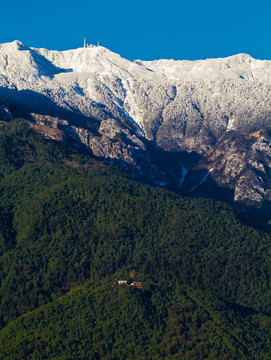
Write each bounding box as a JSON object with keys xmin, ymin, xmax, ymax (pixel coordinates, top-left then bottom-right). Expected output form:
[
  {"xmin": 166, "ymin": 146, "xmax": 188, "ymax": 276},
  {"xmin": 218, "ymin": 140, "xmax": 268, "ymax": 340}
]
[{"xmin": 0, "ymin": 40, "xmax": 271, "ymax": 209}]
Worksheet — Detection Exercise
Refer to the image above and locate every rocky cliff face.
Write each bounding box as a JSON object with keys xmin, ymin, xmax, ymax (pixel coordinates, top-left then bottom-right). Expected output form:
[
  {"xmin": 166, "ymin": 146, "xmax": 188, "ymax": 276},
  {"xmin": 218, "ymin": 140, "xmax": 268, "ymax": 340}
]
[
  {"xmin": 0, "ymin": 41, "xmax": 271, "ymax": 209},
  {"xmin": 183, "ymin": 130, "xmax": 271, "ymax": 207},
  {"xmin": 29, "ymin": 113, "xmax": 166, "ymax": 185}
]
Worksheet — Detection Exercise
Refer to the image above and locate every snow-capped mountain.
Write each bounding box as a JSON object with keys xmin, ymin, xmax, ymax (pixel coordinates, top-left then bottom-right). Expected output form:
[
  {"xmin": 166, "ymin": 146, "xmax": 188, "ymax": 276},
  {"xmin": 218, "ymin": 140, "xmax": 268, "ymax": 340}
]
[{"xmin": 0, "ymin": 40, "xmax": 271, "ymax": 207}]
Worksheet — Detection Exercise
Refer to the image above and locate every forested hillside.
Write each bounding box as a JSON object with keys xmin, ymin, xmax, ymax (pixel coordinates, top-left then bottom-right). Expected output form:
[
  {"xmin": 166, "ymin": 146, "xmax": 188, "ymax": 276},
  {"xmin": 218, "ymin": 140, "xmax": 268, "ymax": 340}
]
[
  {"xmin": 2, "ymin": 282, "xmax": 271, "ymax": 360},
  {"xmin": 0, "ymin": 119, "xmax": 271, "ymax": 359}
]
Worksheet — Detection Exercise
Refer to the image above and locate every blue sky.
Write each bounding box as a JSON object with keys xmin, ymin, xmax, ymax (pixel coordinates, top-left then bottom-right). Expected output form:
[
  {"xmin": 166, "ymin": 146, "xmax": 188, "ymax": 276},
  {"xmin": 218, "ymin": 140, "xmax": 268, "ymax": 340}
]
[{"xmin": 1, "ymin": 0, "xmax": 271, "ymax": 61}]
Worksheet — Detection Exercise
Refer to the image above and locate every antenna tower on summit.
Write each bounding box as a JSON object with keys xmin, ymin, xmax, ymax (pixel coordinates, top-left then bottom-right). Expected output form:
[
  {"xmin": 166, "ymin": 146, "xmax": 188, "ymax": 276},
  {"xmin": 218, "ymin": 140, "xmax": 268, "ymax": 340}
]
[{"xmin": 84, "ymin": 38, "xmax": 86, "ymax": 48}]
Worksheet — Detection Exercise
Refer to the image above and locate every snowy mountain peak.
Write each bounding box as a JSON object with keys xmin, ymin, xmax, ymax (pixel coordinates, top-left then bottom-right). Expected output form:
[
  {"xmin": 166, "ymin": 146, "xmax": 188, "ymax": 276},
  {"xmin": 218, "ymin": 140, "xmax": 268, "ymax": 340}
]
[
  {"xmin": 36, "ymin": 44, "xmax": 159, "ymax": 81},
  {"xmin": 0, "ymin": 40, "xmax": 29, "ymax": 52},
  {"xmin": 0, "ymin": 40, "xmax": 271, "ymax": 144},
  {"xmin": 39, "ymin": 45, "xmax": 131, "ymax": 74}
]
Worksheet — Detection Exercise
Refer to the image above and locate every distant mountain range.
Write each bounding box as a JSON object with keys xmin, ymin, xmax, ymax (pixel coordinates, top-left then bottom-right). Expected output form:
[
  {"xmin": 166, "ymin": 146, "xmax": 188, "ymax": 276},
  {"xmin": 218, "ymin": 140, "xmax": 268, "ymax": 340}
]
[{"xmin": 0, "ymin": 40, "xmax": 270, "ymax": 209}]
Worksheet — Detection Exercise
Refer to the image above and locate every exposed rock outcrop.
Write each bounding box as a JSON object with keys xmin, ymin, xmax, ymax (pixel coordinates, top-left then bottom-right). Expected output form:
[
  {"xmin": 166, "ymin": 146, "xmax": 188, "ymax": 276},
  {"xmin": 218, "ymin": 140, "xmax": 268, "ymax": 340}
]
[{"xmin": 189, "ymin": 130, "xmax": 271, "ymax": 206}]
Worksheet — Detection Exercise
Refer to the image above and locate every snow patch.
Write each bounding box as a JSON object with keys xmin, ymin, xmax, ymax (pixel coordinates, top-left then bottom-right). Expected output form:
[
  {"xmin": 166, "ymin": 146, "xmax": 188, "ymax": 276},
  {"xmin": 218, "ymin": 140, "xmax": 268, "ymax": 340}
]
[
  {"xmin": 179, "ymin": 166, "xmax": 189, "ymax": 187},
  {"xmin": 190, "ymin": 168, "xmax": 213, "ymax": 192},
  {"xmin": 226, "ymin": 118, "xmax": 236, "ymax": 131}
]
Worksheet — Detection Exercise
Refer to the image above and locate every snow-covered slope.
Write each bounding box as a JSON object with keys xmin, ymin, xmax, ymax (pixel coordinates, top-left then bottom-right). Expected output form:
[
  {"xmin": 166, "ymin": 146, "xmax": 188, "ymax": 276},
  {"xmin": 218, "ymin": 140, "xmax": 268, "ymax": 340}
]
[
  {"xmin": 0, "ymin": 40, "xmax": 164, "ymax": 132},
  {"xmin": 1, "ymin": 40, "xmax": 271, "ymax": 150},
  {"xmin": 1, "ymin": 40, "xmax": 271, "ymax": 207}
]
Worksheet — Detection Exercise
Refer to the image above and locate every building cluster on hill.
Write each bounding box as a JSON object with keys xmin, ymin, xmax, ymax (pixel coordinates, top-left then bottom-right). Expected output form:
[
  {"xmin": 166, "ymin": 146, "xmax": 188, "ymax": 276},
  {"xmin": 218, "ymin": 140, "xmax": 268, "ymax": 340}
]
[{"xmin": 114, "ymin": 279, "xmax": 142, "ymax": 288}]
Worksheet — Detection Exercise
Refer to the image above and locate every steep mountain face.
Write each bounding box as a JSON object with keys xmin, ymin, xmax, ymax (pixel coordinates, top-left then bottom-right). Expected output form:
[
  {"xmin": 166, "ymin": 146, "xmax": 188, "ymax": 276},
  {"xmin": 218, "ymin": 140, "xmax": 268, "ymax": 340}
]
[
  {"xmin": 183, "ymin": 130, "xmax": 271, "ymax": 207},
  {"xmin": 0, "ymin": 40, "xmax": 271, "ymax": 208}
]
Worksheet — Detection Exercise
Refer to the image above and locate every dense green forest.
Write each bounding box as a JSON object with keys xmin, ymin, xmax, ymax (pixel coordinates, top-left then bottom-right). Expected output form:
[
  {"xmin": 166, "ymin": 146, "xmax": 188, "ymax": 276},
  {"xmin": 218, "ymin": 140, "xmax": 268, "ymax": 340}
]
[{"xmin": 0, "ymin": 119, "xmax": 271, "ymax": 359}]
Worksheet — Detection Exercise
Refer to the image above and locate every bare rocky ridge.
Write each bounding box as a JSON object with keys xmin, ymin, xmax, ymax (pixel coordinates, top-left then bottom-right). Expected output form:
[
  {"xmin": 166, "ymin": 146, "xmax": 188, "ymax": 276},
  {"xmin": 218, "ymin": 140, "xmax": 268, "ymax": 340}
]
[
  {"xmin": 29, "ymin": 113, "xmax": 165, "ymax": 185},
  {"xmin": 0, "ymin": 41, "xmax": 271, "ymax": 208}
]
